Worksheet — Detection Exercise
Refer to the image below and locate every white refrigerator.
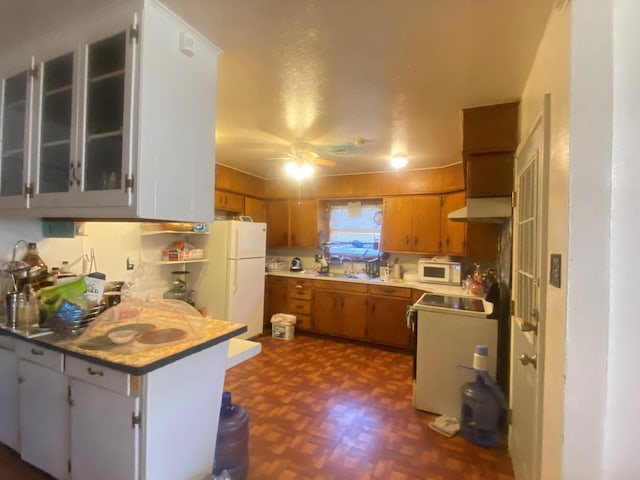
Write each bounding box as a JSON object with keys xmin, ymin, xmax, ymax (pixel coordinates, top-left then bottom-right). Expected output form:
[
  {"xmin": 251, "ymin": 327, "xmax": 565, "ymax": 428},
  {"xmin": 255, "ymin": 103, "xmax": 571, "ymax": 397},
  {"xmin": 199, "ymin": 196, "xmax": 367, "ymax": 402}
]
[{"xmin": 203, "ymin": 220, "xmax": 267, "ymax": 339}]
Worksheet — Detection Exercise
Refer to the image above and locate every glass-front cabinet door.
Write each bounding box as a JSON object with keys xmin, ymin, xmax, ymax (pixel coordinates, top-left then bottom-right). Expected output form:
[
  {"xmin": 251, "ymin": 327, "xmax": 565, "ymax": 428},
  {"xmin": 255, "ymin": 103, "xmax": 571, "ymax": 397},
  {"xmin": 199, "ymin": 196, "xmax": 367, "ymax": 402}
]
[
  {"xmin": 0, "ymin": 65, "xmax": 32, "ymax": 208},
  {"xmin": 84, "ymin": 31, "xmax": 127, "ymax": 192},
  {"xmin": 30, "ymin": 20, "xmax": 136, "ymax": 210},
  {"xmin": 36, "ymin": 52, "xmax": 74, "ymax": 196}
]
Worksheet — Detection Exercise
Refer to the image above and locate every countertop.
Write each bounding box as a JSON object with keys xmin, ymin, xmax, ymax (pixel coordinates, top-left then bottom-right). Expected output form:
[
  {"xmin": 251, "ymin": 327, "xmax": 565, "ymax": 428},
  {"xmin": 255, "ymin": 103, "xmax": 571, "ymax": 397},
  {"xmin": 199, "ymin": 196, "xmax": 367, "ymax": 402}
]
[
  {"xmin": 267, "ymin": 270, "xmax": 477, "ymax": 297},
  {"xmin": 267, "ymin": 270, "xmax": 493, "ymax": 316},
  {"xmin": 0, "ymin": 317, "xmax": 246, "ymax": 376}
]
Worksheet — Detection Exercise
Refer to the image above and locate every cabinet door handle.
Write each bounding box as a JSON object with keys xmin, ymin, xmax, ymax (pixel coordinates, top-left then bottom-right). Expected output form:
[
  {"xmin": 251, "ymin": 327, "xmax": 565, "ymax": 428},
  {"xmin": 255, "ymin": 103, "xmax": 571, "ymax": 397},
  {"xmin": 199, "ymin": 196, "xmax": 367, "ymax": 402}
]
[
  {"xmin": 87, "ymin": 367, "xmax": 104, "ymax": 377},
  {"xmin": 30, "ymin": 348, "xmax": 44, "ymax": 356}
]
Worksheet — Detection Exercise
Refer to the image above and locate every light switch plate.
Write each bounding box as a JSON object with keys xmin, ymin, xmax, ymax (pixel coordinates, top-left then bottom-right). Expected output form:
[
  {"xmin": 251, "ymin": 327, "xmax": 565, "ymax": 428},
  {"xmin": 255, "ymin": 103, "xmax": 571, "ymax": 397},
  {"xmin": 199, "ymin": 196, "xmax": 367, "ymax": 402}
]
[{"xmin": 549, "ymin": 254, "xmax": 561, "ymax": 288}]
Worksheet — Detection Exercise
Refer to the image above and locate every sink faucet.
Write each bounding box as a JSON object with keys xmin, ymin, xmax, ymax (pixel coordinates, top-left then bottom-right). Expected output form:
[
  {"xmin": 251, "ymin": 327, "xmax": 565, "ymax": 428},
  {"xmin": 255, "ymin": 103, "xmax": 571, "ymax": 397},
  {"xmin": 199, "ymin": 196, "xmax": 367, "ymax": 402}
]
[{"xmin": 341, "ymin": 257, "xmax": 354, "ymax": 276}]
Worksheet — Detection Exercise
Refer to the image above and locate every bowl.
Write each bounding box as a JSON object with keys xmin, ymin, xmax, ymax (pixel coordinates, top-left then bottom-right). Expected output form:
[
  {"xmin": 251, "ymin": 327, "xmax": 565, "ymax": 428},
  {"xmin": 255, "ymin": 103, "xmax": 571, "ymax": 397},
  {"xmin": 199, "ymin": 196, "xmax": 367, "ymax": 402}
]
[{"xmin": 108, "ymin": 329, "xmax": 137, "ymax": 344}]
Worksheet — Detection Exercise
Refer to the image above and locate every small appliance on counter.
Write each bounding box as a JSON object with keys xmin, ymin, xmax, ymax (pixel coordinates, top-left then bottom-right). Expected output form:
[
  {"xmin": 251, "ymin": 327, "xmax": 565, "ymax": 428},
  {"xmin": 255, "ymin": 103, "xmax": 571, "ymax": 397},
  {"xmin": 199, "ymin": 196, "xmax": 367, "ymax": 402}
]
[
  {"xmin": 417, "ymin": 259, "xmax": 462, "ymax": 285},
  {"xmin": 290, "ymin": 257, "xmax": 303, "ymax": 272},
  {"xmin": 314, "ymin": 254, "xmax": 329, "ymax": 274}
]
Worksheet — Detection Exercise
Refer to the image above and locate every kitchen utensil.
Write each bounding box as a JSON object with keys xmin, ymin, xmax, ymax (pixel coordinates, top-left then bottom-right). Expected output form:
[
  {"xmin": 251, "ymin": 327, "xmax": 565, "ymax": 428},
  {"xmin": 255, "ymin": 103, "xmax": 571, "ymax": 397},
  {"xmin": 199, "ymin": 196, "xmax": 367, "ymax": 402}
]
[
  {"xmin": 108, "ymin": 329, "xmax": 137, "ymax": 344},
  {"xmin": 137, "ymin": 327, "xmax": 187, "ymax": 344},
  {"xmin": 5, "ymin": 291, "xmax": 22, "ymax": 329},
  {"xmin": 290, "ymin": 257, "xmax": 303, "ymax": 272}
]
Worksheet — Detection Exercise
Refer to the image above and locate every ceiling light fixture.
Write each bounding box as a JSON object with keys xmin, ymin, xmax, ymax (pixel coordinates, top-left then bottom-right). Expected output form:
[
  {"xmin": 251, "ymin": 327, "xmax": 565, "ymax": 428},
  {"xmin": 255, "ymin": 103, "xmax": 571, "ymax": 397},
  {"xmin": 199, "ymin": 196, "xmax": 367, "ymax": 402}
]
[
  {"xmin": 284, "ymin": 161, "xmax": 314, "ymax": 179},
  {"xmin": 390, "ymin": 152, "xmax": 408, "ymax": 169}
]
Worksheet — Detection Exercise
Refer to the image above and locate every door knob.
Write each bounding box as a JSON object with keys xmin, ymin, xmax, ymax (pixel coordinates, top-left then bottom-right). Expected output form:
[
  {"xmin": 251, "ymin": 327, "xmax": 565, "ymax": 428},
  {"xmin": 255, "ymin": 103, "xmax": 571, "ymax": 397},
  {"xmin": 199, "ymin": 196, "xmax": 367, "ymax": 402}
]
[{"xmin": 519, "ymin": 353, "xmax": 537, "ymax": 369}]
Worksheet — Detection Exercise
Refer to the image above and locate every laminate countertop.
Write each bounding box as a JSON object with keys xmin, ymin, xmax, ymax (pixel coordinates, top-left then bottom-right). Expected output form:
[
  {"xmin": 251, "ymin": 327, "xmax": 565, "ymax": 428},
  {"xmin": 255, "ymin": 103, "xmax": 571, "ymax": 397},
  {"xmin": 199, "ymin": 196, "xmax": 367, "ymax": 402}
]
[
  {"xmin": 267, "ymin": 270, "xmax": 477, "ymax": 297},
  {"xmin": 0, "ymin": 316, "xmax": 246, "ymax": 376}
]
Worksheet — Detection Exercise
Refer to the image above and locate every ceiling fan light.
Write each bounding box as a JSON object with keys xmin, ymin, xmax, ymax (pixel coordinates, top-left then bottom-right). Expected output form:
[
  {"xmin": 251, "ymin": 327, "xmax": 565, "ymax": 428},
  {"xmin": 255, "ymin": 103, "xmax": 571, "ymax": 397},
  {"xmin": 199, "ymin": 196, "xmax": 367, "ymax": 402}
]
[
  {"xmin": 284, "ymin": 161, "xmax": 314, "ymax": 179},
  {"xmin": 390, "ymin": 153, "xmax": 408, "ymax": 169}
]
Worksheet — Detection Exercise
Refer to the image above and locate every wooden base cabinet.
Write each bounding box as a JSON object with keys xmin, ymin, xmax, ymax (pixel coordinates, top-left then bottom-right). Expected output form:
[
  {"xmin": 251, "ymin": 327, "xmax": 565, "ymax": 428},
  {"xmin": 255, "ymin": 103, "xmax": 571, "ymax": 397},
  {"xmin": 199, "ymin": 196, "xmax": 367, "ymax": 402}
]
[
  {"xmin": 264, "ymin": 276, "xmax": 289, "ymax": 326},
  {"xmin": 313, "ymin": 281, "xmax": 368, "ymax": 340},
  {"xmin": 288, "ymin": 278, "xmax": 312, "ymax": 330},
  {"xmin": 367, "ymin": 285, "xmax": 414, "ymax": 349}
]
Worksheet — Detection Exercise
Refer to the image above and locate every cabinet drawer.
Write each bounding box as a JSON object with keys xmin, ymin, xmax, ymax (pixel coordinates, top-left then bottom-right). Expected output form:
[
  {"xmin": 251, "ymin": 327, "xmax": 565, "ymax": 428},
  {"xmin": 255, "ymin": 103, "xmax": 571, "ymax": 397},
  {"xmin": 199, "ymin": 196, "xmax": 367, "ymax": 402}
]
[
  {"xmin": 289, "ymin": 299, "xmax": 311, "ymax": 315},
  {"xmin": 289, "ymin": 278, "xmax": 313, "ymax": 288},
  {"xmin": 296, "ymin": 314, "xmax": 311, "ymax": 330},
  {"xmin": 369, "ymin": 284, "xmax": 412, "ymax": 298},
  {"xmin": 15, "ymin": 341, "xmax": 64, "ymax": 371},
  {"xmin": 268, "ymin": 276, "xmax": 289, "ymax": 285},
  {"xmin": 66, "ymin": 356, "xmax": 137, "ymax": 396},
  {"xmin": 289, "ymin": 285, "xmax": 312, "ymax": 300},
  {"xmin": 314, "ymin": 279, "xmax": 368, "ymax": 294},
  {"xmin": 0, "ymin": 335, "xmax": 15, "ymax": 351}
]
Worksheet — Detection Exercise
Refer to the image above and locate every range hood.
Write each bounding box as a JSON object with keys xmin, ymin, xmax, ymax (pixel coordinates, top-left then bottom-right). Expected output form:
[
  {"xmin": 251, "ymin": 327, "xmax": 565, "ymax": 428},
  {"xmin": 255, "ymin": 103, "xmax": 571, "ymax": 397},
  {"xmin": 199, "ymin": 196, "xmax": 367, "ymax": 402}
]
[{"xmin": 448, "ymin": 197, "xmax": 512, "ymax": 223}]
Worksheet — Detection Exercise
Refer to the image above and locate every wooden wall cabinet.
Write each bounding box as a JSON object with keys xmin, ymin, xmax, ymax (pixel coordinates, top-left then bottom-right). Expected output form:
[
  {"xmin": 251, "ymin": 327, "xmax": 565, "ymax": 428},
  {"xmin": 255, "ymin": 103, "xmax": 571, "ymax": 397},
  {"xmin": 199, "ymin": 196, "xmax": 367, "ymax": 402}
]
[
  {"xmin": 380, "ymin": 195, "xmax": 441, "ymax": 253},
  {"xmin": 214, "ymin": 190, "xmax": 244, "ymax": 213},
  {"xmin": 440, "ymin": 191, "xmax": 467, "ymax": 256},
  {"xmin": 244, "ymin": 197, "xmax": 266, "ymax": 223},
  {"xmin": 462, "ymin": 101, "xmax": 518, "ymax": 200},
  {"xmin": 381, "ymin": 193, "xmax": 467, "ymax": 256},
  {"xmin": 266, "ymin": 199, "xmax": 318, "ymax": 248}
]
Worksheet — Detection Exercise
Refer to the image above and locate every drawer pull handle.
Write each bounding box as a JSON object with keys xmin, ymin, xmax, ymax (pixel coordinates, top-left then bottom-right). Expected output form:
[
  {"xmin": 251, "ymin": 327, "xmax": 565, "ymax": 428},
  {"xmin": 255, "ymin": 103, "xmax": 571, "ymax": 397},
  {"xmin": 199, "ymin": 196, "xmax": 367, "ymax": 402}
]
[
  {"xmin": 295, "ymin": 285, "xmax": 303, "ymax": 289},
  {"xmin": 87, "ymin": 367, "xmax": 104, "ymax": 377},
  {"xmin": 30, "ymin": 349, "xmax": 44, "ymax": 356}
]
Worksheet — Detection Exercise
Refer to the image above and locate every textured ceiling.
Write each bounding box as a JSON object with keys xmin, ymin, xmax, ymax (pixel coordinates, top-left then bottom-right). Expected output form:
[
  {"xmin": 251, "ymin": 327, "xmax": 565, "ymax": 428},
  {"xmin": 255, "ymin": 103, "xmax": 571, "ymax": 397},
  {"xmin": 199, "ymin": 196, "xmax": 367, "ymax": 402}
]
[{"xmin": 0, "ymin": 0, "xmax": 555, "ymax": 179}]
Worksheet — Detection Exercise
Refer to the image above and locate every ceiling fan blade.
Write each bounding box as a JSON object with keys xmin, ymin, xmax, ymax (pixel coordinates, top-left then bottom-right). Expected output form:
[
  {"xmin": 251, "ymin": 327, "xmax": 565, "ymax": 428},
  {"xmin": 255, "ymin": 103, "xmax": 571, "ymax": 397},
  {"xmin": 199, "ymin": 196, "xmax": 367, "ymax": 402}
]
[{"xmin": 311, "ymin": 157, "xmax": 336, "ymax": 167}]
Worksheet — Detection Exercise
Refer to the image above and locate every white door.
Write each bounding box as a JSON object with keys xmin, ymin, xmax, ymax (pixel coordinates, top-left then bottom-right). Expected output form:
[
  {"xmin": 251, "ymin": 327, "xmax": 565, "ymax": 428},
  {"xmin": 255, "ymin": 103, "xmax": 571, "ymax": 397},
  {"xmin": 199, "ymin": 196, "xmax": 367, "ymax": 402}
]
[
  {"xmin": 228, "ymin": 257, "xmax": 266, "ymax": 339},
  {"xmin": 509, "ymin": 95, "xmax": 549, "ymax": 480},
  {"xmin": 19, "ymin": 360, "xmax": 69, "ymax": 480},
  {"xmin": 229, "ymin": 221, "xmax": 267, "ymax": 259},
  {"xmin": 70, "ymin": 379, "xmax": 139, "ymax": 480}
]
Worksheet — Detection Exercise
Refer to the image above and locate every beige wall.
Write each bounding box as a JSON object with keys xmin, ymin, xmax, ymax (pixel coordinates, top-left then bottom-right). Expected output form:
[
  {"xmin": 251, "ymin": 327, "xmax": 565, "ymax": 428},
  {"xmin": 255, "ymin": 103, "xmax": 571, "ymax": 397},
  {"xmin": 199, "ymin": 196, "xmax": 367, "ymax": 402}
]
[{"xmin": 519, "ymin": 4, "xmax": 570, "ymax": 479}]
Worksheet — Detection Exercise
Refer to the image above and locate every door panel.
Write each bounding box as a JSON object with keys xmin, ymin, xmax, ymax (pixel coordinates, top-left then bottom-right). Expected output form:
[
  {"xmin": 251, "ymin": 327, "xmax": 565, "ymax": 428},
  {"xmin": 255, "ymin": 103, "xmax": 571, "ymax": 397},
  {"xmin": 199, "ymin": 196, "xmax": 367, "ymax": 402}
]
[{"xmin": 509, "ymin": 96, "xmax": 549, "ymax": 480}]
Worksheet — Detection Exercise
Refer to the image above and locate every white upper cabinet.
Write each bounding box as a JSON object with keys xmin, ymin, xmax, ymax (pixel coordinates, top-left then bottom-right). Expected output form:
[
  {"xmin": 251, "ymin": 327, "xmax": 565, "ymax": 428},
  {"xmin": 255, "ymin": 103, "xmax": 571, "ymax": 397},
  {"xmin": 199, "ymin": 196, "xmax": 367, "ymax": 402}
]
[{"xmin": 0, "ymin": 0, "xmax": 219, "ymax": 222}]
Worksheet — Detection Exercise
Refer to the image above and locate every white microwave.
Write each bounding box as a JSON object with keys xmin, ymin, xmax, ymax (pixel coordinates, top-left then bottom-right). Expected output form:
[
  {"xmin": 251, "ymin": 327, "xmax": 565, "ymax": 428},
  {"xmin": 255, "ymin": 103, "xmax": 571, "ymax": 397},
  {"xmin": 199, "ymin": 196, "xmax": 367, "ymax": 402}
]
[{"xmin": 417, "ymin": 259, "xmax": 462, "ymax": 285}]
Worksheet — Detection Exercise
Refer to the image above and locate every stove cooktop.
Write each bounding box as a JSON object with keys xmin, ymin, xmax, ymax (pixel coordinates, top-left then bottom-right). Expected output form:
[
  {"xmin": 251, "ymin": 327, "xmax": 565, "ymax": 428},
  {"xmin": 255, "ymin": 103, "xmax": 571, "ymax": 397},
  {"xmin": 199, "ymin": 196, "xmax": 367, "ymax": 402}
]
[{"xmin": 416, "ymin": 294, "xmax": 485, "ymax": 313}]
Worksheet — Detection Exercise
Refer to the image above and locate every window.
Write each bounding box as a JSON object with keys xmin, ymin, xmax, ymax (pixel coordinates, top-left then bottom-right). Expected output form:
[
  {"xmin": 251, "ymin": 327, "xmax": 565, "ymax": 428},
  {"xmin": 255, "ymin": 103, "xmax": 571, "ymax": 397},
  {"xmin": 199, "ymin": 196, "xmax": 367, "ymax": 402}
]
[{"xmin": 326, "ymin": 200, "xmax": 382, "ymax": 260}]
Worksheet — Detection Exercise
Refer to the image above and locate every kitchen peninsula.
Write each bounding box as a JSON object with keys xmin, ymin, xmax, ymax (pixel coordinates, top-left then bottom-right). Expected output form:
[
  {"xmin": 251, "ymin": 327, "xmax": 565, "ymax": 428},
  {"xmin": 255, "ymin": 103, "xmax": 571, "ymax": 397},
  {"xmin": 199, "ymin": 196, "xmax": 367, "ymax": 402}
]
[{"xmin": 0, "ymin": 311, "xmax": 258, "ymax": 480}]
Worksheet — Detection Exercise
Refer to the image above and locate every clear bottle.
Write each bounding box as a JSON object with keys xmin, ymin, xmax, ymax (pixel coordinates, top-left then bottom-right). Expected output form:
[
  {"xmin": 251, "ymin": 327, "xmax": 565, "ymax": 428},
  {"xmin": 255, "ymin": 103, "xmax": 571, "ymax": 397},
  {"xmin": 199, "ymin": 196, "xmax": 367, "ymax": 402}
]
[
  {"xmin": 22, "ymin": 242, "xmax": 47, "ymax": 271},
  {"xmin": 22, "ymin": 242, "xmax": 47, "ymax": 288}
]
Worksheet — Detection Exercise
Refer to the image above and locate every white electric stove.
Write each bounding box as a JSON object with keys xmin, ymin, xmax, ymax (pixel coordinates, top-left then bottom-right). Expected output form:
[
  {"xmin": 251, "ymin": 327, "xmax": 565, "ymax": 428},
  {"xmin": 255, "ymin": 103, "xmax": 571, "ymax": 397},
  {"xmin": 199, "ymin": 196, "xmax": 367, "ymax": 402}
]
[{"xmin": 412, "ymin": 292, "xmax": 498, "ymax": 417}]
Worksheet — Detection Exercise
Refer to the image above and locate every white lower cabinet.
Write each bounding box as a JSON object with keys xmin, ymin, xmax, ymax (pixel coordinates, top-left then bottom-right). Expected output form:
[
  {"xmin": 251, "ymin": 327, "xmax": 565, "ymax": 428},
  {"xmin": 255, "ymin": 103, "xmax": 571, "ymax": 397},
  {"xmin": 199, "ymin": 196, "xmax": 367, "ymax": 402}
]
[
  {"xmin": 0, "ymin": 337, "xmax": 231, "ymax": 480},
  {"xmin": 0, "ymin": 344, "xmax": 19, "ymax": 451},
  {"xmin": 69, "ymin": 378, "xmax": 139, "ymax": 480},
  {"xmin": 18, "ymin": 359, "xmax": 69, "ymax": 480}
]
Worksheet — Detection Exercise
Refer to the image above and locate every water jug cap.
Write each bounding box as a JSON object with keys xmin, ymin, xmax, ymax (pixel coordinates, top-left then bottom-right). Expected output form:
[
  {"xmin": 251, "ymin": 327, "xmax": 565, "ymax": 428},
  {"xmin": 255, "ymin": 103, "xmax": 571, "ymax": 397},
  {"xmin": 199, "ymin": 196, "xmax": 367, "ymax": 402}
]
[{"xmin": 475, "ymin": 345, "xmax": 489, "ymax": 356}]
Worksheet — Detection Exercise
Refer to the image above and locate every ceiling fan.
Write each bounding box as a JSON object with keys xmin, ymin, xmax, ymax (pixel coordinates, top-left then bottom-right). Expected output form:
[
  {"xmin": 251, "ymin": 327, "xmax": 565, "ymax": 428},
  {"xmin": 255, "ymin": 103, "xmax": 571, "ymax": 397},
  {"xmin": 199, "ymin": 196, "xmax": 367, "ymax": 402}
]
[{"xmin": 265, "ymin": 141, "xmax": 338, "ymax": 168}]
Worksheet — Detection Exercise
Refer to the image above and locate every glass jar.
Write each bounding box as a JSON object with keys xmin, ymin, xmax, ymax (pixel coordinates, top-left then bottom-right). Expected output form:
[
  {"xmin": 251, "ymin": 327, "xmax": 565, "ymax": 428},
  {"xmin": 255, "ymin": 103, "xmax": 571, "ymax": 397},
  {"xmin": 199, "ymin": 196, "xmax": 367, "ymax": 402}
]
[{"xmin": 162, "ymin": 271, "xmax": 190, "ymax": 303}]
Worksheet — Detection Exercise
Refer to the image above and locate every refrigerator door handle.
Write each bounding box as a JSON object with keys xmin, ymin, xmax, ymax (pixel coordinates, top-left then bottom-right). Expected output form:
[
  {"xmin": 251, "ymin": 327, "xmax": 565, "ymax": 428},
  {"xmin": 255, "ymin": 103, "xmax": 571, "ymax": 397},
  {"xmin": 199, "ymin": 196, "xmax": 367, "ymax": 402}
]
[{"xmin": 233, "ymin": 261, "xmax": 239, "ymax": 294}]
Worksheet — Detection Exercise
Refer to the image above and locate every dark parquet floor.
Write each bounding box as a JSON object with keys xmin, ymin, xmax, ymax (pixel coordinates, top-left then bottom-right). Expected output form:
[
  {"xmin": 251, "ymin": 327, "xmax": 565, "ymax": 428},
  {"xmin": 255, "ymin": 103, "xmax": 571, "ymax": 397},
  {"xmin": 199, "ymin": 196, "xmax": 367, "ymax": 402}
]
[
  {"xmin": 224, "ymin": 331, "xmax": 514, "ymax": 480},
  {"xmin": 0, "ymin": 330, "xmax": 514, "ymax": 480}
]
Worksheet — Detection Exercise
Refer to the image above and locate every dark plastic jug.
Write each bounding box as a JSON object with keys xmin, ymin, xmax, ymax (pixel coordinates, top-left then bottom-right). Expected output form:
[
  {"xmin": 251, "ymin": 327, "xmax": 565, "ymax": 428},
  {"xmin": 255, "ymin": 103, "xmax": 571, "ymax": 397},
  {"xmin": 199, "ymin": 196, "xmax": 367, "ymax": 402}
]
[
  {"xmin": 460, "ymin": 373, "xmax": 504, "ymax": 446},
  {"xmin": 213, "ymin": 391, "xmax": 249, "ymax": 480}
]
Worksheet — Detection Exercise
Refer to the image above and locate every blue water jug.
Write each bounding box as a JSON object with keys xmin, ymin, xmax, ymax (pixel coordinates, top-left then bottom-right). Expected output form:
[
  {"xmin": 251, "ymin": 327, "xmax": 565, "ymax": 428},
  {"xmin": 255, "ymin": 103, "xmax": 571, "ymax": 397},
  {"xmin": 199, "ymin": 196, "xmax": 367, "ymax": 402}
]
[
  {"xmin": 460, "ymin": 372, "xmax": 505, "ymax": 446},
  {"xmin": 214, "ymin": 392, "xmax": 250, "ymax": 480}
]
